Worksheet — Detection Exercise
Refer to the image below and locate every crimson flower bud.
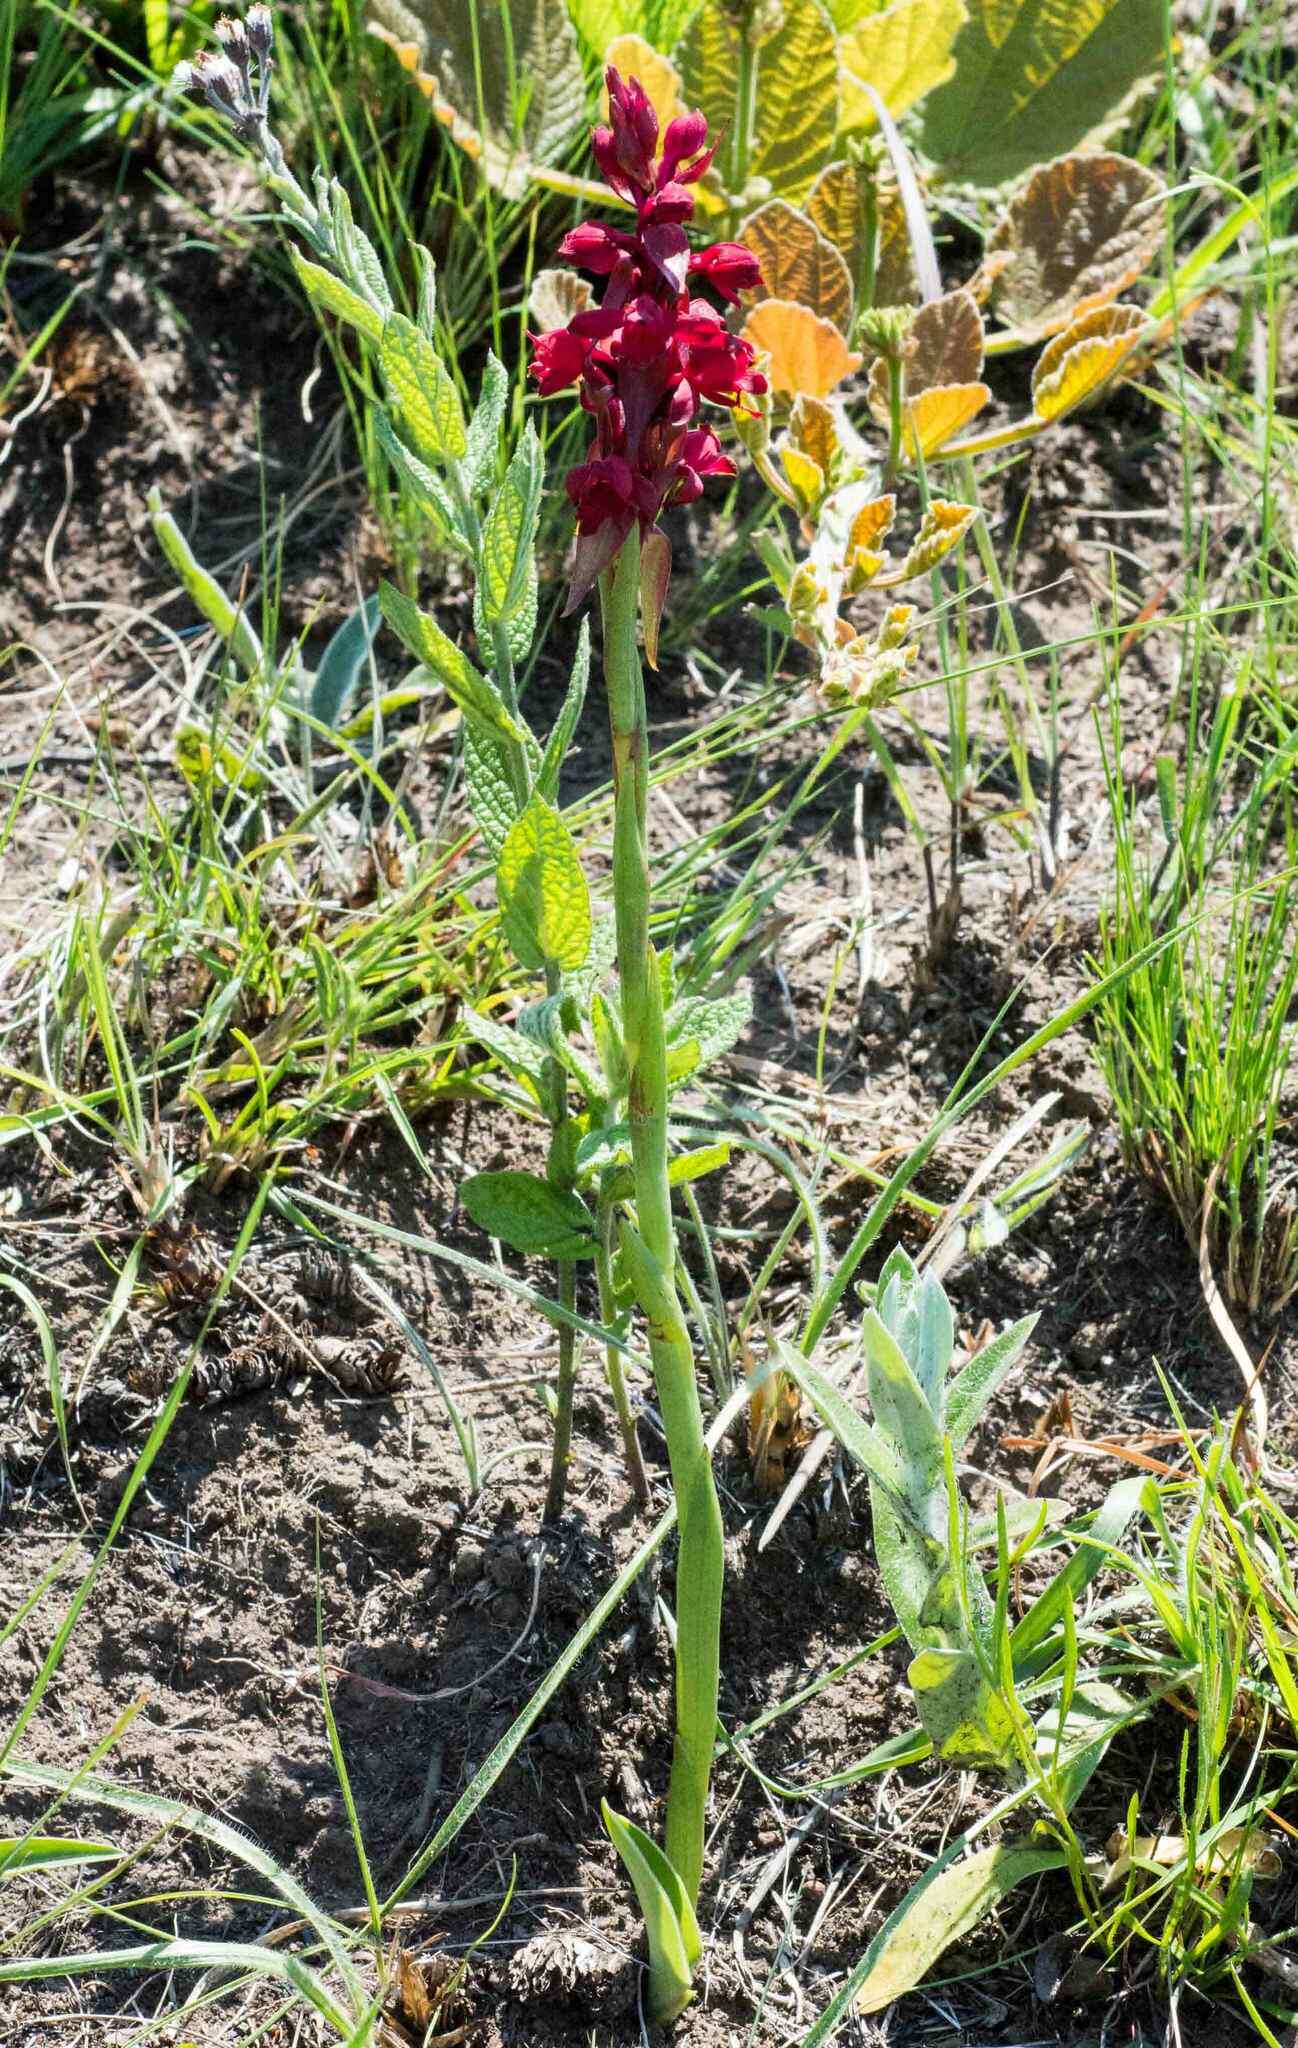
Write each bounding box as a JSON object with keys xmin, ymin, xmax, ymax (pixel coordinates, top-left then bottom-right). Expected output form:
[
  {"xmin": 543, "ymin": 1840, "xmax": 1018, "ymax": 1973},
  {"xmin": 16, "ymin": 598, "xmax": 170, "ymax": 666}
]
[
  {"xmin": 688, "ymin": 242, "xmax": 762, "ymax": 305},
  {"xmin": 658, "ymin": 109, "xmax": 709, "ymax": 185},
  {"xmin": 605, "ymin": 67, "xmax": 658, "ymax": 193},
  {"xmin": 530, "ymin": 326, "xmax": 589, "ymax": 395},
  {"xmin": 557, "ymin": 222, "xmax": 629, "ymax": 275}
]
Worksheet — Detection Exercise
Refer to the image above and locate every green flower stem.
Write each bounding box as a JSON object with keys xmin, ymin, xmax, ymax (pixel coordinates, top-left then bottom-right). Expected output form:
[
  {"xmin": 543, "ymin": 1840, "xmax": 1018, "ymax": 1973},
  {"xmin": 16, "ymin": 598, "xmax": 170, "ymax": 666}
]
[
  {"xmin": 543, "ymin": 958, "xmax": 576, "ymax": 1525},
  {"xmin": 599, "ymin": 532, "xmax": 724, "ymax": 1909}
]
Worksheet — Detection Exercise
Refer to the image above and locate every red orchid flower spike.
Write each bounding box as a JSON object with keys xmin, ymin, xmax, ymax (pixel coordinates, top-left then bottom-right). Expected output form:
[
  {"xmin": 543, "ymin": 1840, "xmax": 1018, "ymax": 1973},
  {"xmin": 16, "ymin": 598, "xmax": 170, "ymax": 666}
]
[{"xmin": 531, "ymin": 68, "xmax": 765, "ymax": 629}]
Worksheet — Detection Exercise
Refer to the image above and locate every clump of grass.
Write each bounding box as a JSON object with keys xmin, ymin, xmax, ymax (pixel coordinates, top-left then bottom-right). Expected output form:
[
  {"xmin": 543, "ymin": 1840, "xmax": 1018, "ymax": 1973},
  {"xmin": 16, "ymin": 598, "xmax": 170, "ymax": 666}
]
[{"xmin": 1088, "ymin": 647, "xmax": 1298, "ymax": 1315}]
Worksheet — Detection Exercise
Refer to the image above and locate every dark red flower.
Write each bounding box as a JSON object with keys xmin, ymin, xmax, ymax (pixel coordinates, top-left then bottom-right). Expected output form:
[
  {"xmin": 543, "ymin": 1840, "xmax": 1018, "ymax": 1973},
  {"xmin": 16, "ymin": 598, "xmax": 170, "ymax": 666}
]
[
  {"xmin": 530, "ymin": 325, "xmax": 590, "ymax": 396},
  {"xmin": 531, "ymin": 67, "xmax": 766, "ymax": 616},
  {"xmin": 688, "ymin": 241, "xmax": 762, "ymax": 305},
  {"xmin": 556, "ymin": 221, "xmax": 631, "ymax": 274}
]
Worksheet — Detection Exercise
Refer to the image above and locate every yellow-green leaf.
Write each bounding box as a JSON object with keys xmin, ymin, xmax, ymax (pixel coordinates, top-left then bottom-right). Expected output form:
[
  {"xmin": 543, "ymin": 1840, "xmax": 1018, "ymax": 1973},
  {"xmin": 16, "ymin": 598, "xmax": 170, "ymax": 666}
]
[
  {"xmin": 738, "ymin": 200, "xmax": 855, "ymax": 331},
  {"xmin": 752, "ymin": 0, "xmax": 841, "ymax": 203},
  {"xmin": 380, "ymin": 313, "xmax": 467, "ymax": 464},
  {"xmin": 378, "ymin": 582, "xmax": 529, "ymax": 747},
  {"xmin": 460, "ymin": 1170, "xmax": 597, "ymax": 1259},
  {"xmin": 807, "ymin": 159, "xmax": 918, "ymax": 308},
  {"xmin": 480, "ymin": 425, "xmax": 543, "ymax": 625},
  {"xmin": 899, "ymin": 498, "xmax": 976, "ymax": 577},
  {"xmin": 902, "ymin": 382, "xmax": 991, "ymax": 455},
  {"xmin": 988, "ymin": 151, "xmax": 1167, "ymax": 339},
  {"xmin": 1030, "ymin": 299, "xmax": 1144, "ymax": 419},
  {"xmin": 787, "ymin": 393, "xmax": 843, "ymax": 475},
  {"xmin": 497, "ymin": 795, "xmax": 592, "ymax": 973},
  {"xmin": 840, "ymin": 0, "xmax": 966, "ymax": 125},
  {"xmin": 742, "ymin": 299, "xmax": 862, "ymax": 398},
  {"xmin": 369, "ymin": 0, "xmax": 586, "ymax": 200},
  {"xmin": 671, "ymin": 3, "xmax": 733, "ymax": 158},
  {"xmin": 604, "ymin": 32, "xmax": 682, "ymax": 129},
  {"xmin": 289, "ymin": 253, "xmax": 384, "ymax": 343},
  {"xmin": 677, "ymin": 0, "xmax": 839, "ymax": 205},
  {"xmin": 907, "ymin": 1643, "xmax": 1028, "ymax": 1767},
  {"xmin": 853, "ymin": 1841, "xmax": 1068, "ymax": 2013},
  {"xmin": 921, "ymin": 0, "xmax": 1163, "ymax": 187}
]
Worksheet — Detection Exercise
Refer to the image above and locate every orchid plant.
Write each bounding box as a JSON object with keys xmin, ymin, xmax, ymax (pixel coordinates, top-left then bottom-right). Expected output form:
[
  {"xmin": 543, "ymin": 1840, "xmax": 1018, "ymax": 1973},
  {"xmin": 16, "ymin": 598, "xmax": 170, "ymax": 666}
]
[
  {"xmin": 176, "ymin": 23, "xmax": 763, "ymax": 2020},
  {"xmin": 523, "ymin": 72, "xmax": 766, "ymax": 2018}
]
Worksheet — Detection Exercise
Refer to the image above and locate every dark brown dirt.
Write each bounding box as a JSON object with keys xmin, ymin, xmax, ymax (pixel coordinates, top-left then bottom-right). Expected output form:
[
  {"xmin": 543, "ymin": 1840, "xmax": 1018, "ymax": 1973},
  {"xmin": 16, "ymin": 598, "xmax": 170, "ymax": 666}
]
[{"xmin": 2, "ymin": 126, "xmax": 1296, "ymax": 2048}]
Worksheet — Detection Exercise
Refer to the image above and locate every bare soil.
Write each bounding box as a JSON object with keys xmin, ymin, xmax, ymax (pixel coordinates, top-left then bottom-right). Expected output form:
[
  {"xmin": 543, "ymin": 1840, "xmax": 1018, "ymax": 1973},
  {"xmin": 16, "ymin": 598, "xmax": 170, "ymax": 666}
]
[{"xmin": 2, "ymin": 134, "xmax": 1296, "ymax": 2048}]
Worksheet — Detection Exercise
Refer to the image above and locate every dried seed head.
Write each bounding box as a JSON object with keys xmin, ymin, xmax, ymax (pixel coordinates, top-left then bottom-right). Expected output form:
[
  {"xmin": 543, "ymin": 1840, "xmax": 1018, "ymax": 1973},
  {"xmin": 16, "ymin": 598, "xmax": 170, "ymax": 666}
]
[
  {"xmin": 174, "ymin": 14, "xmax": 274, "ymax": 144},
  {"xmin": 213, "ymin": 13, "xmax": 249, "ymax": 53},
  {"xmin": 246, "ymin": 4, "xmax": 273, "ymax": 56},
  {"xmin": 189, "ymin": 50, "xmax": 244, "ymax": 116}
]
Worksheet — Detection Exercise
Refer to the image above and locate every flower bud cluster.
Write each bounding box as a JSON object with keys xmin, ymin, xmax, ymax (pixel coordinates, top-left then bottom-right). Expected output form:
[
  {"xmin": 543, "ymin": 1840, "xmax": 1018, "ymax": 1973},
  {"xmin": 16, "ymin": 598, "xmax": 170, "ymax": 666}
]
[
  {"xmin": 532, "ymin": 69, "xmax": 767, "ymax": 611},
  {"xmin": 174, "ymin": 5, "xmax": 274, "ymax": 144}
]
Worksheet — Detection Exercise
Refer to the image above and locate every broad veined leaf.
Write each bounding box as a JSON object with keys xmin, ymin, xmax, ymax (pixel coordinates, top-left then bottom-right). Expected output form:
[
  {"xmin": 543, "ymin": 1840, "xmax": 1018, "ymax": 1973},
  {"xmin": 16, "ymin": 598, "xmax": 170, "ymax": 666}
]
[
  {"xmin": 907, "ymin": 1640, "xmax": 1028, "ymax": 1768},
  {"xmin": 461, "ymin": 1003, "xmax": 549, "ymax": 1084},
  {"xmin": 665, "ymin": 990, "xmax": 752, "ymax": 1071},
  {"xmin": 379, "ymin": 312, "xmax": 467, "ymax": 465},
  {"xmin": 528, "ymin": 268, "xmax": 593, "ymax": 334},
  {"xmin": 787, "ymin": 394, "xmax": 842, "ymax": 474},
  {"xmin": 921, "ymin": 0, "xmax": 1164, "ymax": 188},
  {"xmin": 567, "ymin": 0, "xmax": 695, "ymax": 53},
  {"xmin": 869, "ymin": 287, "xmax": 984, "ymax": 426},
  {"xmin": 868, "ymin": 289, "xmax": 987, "ymax": 449},
  {"xmin": 480, "ymin": 424, "xmax": 543, "ymax": 625},
  {"xmin": 378, "ymin": 583, "xmax": 529, "ymax": 749},
  {"xmin": 906, "ymin": 285, "xmax": 985, "ymax": 388},
  {"xmin": 475, "ymin": 551, "xmax": 539, "ymax": 669},
  {"xmin": 676, "ymin": 0, "xmax": 839, "ymax": 205},
  {"xmin": 839, "ymin": 0, "xmax": 966, "ymax": 126},
  {"xmin": 738, "ymin": 200, "xmax": 855, "ymax": 331},
  {"xmin": 853, "ymin": 1841, "xmax": 1068, "ymax": 2012},
  {"xmin": 289, "ymin": 252, "xmax": 384, "ymax": 343},
  {"xmin": 564, "ymin": 0, "xmax": 638, "ymax": 51},
  {"xmin": 750, "ymin": 0, "xmax": 840, "ymax": 203},
  {"xmin": 846, "ymin": 492, "xmax": 897, "ymax": 581},
  {"xmin": 672, "ymin": 2, "xmax": 733, "ymax": 163},
  {"xmin": 988, "ymin": 151, "xmax": 1167, "ymax": 338},
  {"xmin": 463, "ymin": 726, "xmax": 524, "ymax": 859},
  {"xmin": 899, "ymin": 499, "xmax": 977, "ymax": 578},
  {"xmin": 604, "ymin": 32, "xmax": 682, "ymax": 130},
  {"xmin": 1030, "ymin": 299, "xmax": 1145, "ymax": 419},
  {"xmin": 369, "ymin": 0, "xmax": 586, "ymax": 200},
  {"xmin": 807, "ymin": 158, "xmax": 918, "ymax": 307},
  {"xmin": 780, "ymin": 442, "xmax": 826, "ymax": 513},
  {"xmin": 742, "ymin": 299, "xmax": 862, "ymax": 398},
  {"xmin": 460, "ymin": 1170, "xmax": 598, "ymax": 1259},
  {"xmin": 497, "ymin": 794, "xmax": 592, "ymax": 973},
  {"xmin": 374, "ymin": 412, "xmax": 461, "ymax": 538},
  {"xmin": 900, "ymin": 382, "xmax": 991, "ymax": 456},
  {"xmin": 464, "ymin": 351, "xmax": 510, "ymax": 496}
]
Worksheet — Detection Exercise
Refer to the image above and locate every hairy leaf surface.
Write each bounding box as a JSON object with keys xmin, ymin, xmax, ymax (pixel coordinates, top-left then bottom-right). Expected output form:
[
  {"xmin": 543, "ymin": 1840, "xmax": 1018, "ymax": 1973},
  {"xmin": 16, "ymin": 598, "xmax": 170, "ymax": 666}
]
[{"xmin": 921, "ymin": 0, "xmax": 1163, "ymax": 186}]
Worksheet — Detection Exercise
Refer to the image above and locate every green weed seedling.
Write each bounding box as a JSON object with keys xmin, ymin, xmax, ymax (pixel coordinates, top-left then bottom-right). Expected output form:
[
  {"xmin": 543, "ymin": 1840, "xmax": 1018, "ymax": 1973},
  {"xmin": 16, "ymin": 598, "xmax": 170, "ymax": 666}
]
[{"xmin": 782, "ymin": 1245, "xmax": 1039, "ymax": 1772}]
